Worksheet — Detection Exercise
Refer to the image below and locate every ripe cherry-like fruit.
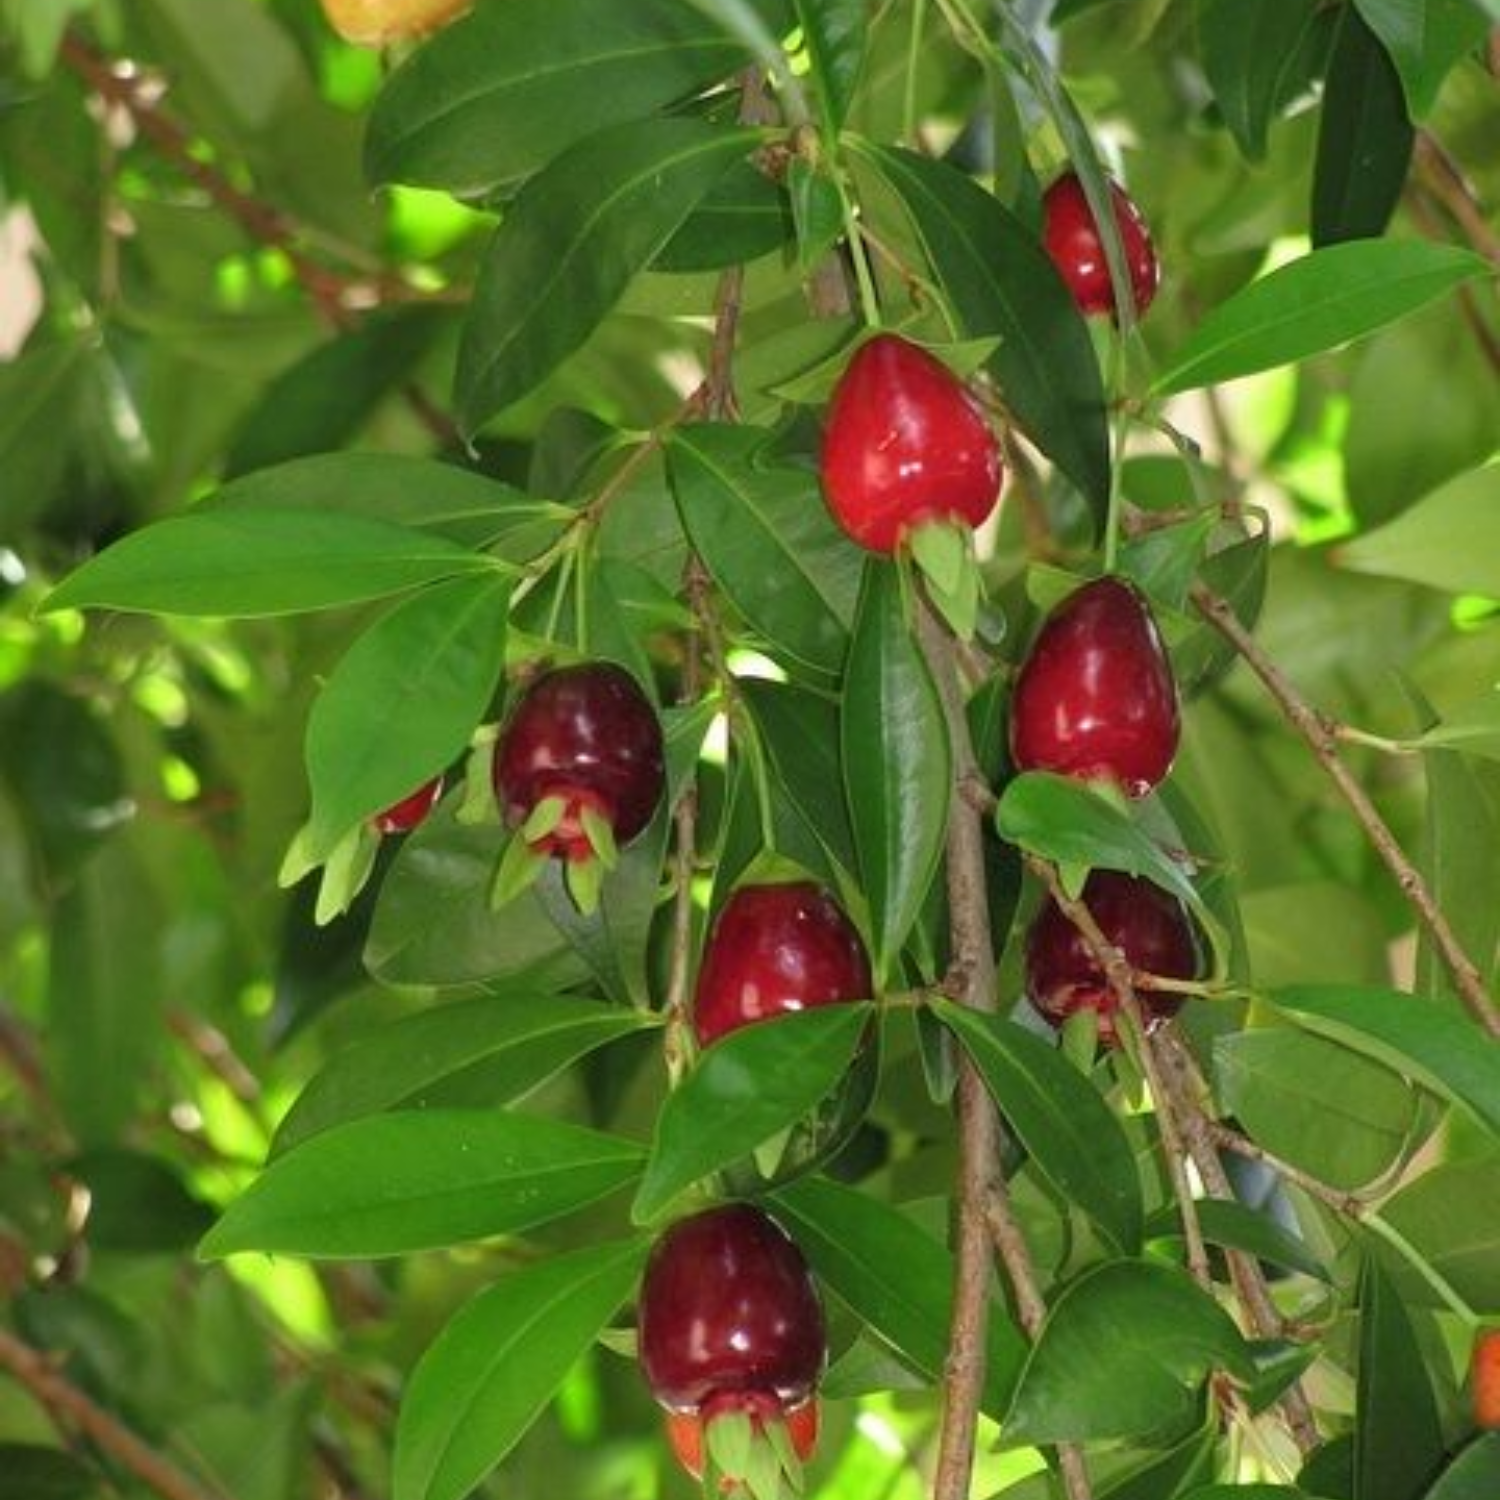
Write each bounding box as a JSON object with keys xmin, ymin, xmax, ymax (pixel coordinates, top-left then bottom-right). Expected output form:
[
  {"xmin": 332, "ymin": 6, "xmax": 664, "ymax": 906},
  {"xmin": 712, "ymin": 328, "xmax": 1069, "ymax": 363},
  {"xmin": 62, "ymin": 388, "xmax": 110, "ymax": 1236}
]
[
  {"xmin": 1473, "ymin": 1328, "xmax": 1500, "ymax": 1430},
  {"xmin": 666, "ymin": 1397, "xmax": 820, "ymax": 1486},
  {"xmin": 320, "ymin": 0, "xmax": 469, "ymax": 45},
  {"xmin": 1025, "ymin": 869, "xmax": 1198, "ymax": 1044},
  {"xmin": 638, "ymin": 1204, "xmax": 826, "ymax": 1415},
  {"xmin": 371, "ymin": 775, "xmax": 443, "ymax": 835},
  {"xmin": 1010, "ymin": 575, "xmax": 1180, "ymax": 797},
  {"xmin": 693, "ymin": 882, "xmax": 872, "ymax": 1048},
  {"xmin": 1042, "ymin": 172, "xmax": 1159, "ymax": 319},
  {"xmin": 820, "ymin": 333, "xmax": 1003, "ymax": 555}
]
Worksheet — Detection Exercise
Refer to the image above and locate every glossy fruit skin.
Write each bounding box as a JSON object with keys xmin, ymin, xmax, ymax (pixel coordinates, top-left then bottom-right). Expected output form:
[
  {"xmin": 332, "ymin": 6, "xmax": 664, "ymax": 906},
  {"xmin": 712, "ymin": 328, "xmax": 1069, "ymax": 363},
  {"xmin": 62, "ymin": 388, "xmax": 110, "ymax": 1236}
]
[
  {"xmin": 1042, "ymin": 172, "xmax": 1159, "ymax": 319},
  {"xmin": 693, "ymin": 882, "xmax": 873, "ymax": 1048},
  {"xmin": 371, "ymin": 775, "xmax": 443, "ymax": 835},
  {"xmin": 638, "ymin": 1204, "xmax": 826, "ymax": 1415},
  {"xmin": 1009, "ymin": 575, "xmax": 1180, "ymax": 797},
  {"xmin": 1025, "ymin": 870, "xmax": 1197, "ymax": 1044},
  {"xmin": 320, "ymin": 0, "xmax": 468, "ymax": 45},
  {"xmin": 493, "ymin": 662, "xmax": 664, "ymax": 859},
  {"xmin": 666, "ymin": 1396, "xmax": 820, "ymax": 1484},
  {"xmin": 1474, "ymin": 1329, "xmax": 1500, "ymax": 1430},
  {"xmin": 820, "ymin": 333, "xmax": 1003, "ymax": 554}
]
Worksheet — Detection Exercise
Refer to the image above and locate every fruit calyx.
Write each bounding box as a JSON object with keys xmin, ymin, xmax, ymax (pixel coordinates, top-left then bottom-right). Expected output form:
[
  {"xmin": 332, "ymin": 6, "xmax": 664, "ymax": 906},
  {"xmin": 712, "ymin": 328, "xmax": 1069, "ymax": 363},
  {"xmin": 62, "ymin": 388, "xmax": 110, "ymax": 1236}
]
[
  {"xmin": 1009, "ymin": 574, "xmax": 1180, "ymax": 798},
  {"xmin": 1042, "ymin": 171, "xmax": 1159, "ymax": 320},
  {"xmin": 666, "ymin": 1394, "xmax": 820, "ymax": 1498},
  {"xmin": 1024, "ymin": 868, "xmax": 1199, "ymax": 1045}
]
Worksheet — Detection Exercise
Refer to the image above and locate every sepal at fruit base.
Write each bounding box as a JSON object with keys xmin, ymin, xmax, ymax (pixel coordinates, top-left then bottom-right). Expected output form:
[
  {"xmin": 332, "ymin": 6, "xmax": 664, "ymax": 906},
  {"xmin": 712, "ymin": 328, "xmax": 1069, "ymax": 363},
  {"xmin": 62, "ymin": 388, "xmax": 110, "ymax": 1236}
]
[
  {"xmin": 490, "ymin": 828, "xmax": 547, "ymax": 909},
  {"xmin": 908, "ymin": 518, "xmax": 981, "ymax": 642},
  {"xmin": 277, "ymin": 819, "xmax": 381, "ymax": 926},
  {"xmin": 454, "ymin": 726, "xmax": 501, "ymax": 826},
  {"xmin": 704, "ymin": 1409, "xmax": 807, "ymax": 1500}
]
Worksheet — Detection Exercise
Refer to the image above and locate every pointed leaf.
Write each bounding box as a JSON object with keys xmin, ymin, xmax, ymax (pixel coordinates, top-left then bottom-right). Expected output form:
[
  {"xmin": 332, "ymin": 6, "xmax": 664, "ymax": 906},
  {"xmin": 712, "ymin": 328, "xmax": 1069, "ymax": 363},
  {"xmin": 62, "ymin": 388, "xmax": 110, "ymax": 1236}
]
[
  {"xmin": 1352, "ymin": 0, "xmax": 1490, "ymax": 119},
  {"xmin": 1422, "ymin": 1435, "xmax": 1500, "ymax": 1499},
  {"xmin": 793, "ymin": 0, "xmax": 867, "ymax": 130}
]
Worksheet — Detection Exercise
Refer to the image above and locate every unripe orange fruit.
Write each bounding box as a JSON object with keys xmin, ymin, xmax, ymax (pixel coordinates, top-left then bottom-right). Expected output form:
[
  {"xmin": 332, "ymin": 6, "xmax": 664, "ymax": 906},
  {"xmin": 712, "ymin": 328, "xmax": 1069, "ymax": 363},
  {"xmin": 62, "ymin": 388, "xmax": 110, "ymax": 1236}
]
[
  {"xmin": 1475, "ymin": 1328, "xmax": 1500, "ymax": 1430},
  {"xmin": 319, "ymin": 0, "xmax": 469, "ymax": 46}
]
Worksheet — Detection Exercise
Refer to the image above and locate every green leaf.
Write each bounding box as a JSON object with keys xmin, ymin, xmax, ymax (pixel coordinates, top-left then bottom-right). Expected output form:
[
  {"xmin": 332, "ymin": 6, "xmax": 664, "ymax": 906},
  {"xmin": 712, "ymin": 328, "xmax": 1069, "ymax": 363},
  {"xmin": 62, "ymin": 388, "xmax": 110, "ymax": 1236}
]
[
  {"xmin": 303, "ymin": 574, "xmax": 511, "ymax": 859},
  {"xmin": 1423, "ymin": 1435, "xmax": 1500, "ymax": 1499},
  {"xmin": 632, "ymin": 1004, "xmax": 873, "ymax": 1223},
  {"xmin": 1313, "ymin": 5, "xmax": 1415, "ymax": 246},
  {"xmin": 1352, "ymin": 0, "xmax": 1491, "ymax": 118},
  {"xmin": 393, "ymin": 1238, "xmax": 648, "ymax": 1500},
  {"xmin": 854, "ymin": 143, "xmax": 1110, "ymax": 523},
  {"xmin": 654, "ymin": 161, "xmax": 794, "ymax": 272},
  {"xmin": 1356, "ymin": 1254, "xmax": 1446, "ymax": 1500},
  {"xmin": 455, "ymin": 119, "xmax": 756, "ymax": 435},
  {"xmin": 272, "ymin": 994, "xmax": 654, "ymax": 1157},
  {"xmin": 366, "ymin": 0, "xmax": 752, "ymax": 196},
  {"xmin": 1337, "ymin": 464, "xmax": 1500, "ymax": 598},
  {"xmin": 1102, "ymin": 1419, "xmax": 1218, "ymax": 1500},
  {"xmin": 1004, "ymin": 1259, "xmax": 1254, "ymax": 1445},
  {"xmin": 67, "ymin": 1149, "xmax": 214, "ymax": 1254},
  {"xmin": 0, "ymin": 1445, "xmax": 104, "ymax": 1500},
  {"xmin": 1270, "ymin": 985, "xmax": 1500, "ymax": 1139},
  {"xmin": 842, "ymin": 562, "xmax": 950, "ymax": 981},
  {"xmin": 1411, "ymin": 690, "xmax": 1500, "ymax": 760},
  {"xmin": 0, "ymin": 338, "xmax": 90, "ymax": 533},
  {"xmin": 771, "ymin": 1175, "xmax": 1027, "ymax": 1416},
  {"xmin": 1378, "ymin": 1156, "xmax": 1500, "ymax": 1311},
  {"xmin": 44, "ymin": 510, "xmax": 499, "ymax": 618},
  {"xmin": 1153, "ymin": 241, "xmax": 1489, "ymax": 395},
  {"xmin": 1154, "ymin": 1198, "xmax": 1331, "ymax": 1284},
  {"xmin": 932, "ymin": 1000, "xmax": 1143, "ymax": 1255},
  {"xmin": 667, "ymin": 425, "xmax": 862, "ymax": 676},
  {"xmin": 1181, "ymin": 1489, "xmax": 1320, "ymax": 1500},
  {"xmin": 199, "ymin": 1111, "xmax": 645, "ymax": 1260},
  {"xmin": 793, "ymin": 0, "xmax": 867, "ymax": 131}
]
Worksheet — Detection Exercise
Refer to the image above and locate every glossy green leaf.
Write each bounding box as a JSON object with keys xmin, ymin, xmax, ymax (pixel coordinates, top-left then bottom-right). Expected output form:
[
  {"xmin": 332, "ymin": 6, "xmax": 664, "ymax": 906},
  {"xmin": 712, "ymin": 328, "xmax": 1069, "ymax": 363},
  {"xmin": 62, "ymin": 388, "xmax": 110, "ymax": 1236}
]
[
  {"xmin": 455, "ymin": 119, "xmax": 756, "ymax": 435},
  {"xmin": 793, "ymin": 0, "xmax": 867, "ymax": 130},
  {"xmin": 44, "ymin": 510, "xmax": 498, "ymax": 618},
  {"xmin": 394, "ymin": 1238, "xmax": 648, "ymax": 1500},
  {"xmin": 654, "ymin": 161, "xmax": 793, "ymax": 272},
  {"xmin": 1102, "ymin": 1420, "xmax": 1218, "ymax": 1499},
  {"xmin": 842, "ymin": 562, "xmax": 950, "ymax": 981},
  {"xmin": 667, "ymin": 424, "xmax": 862, "ymax": 676},
  {"xmin": 1338, "ymin": 464, "xmax": 1500, "ymax": 598},
  {"xmin": 1356, "ymin": 1253, "xmax": 1446, "ymax": 1500},
  {"xmin": 1353, "ymin": 0, "xmax": 1491, "ymax": 118},
  {"xmin": 1270, "ymin": 984, "xmax": 1500, "ymax": 1139},
  {"xmin": 1154, "ymin": 241, "xmax": 1489, "ymax": 395},
  {"xmin": 1153, "ymin": 1198, "xmax": 1331, "ymax": 1284},
  {"xmin": 1423, "ymin": 1435, "xmax": 1500, "ymax": 1498},
  {"xmin": 1380, "ymin": 1155, "xmax": 1500, "ymax": 1310},
  {"xmin": 632, "ymin": 1004, "xmax": 874, "ymax": 1223},
  {"xmin": 200, "ymin": 1111, "xmax": 645, "ymax": 1259},
  {"xmin": 272, "ymin": 995, "xmax": 654, "ymax": 1157},
  {"xmin": 366, "ymin": 0, "xmax": 752, "ymax": 195},
  {"xmin": 932, "ymin": 999, "xmax": 1143, "ymax": 1254},
  {"xmin": 1313, "ymin": 5, "xmax": 1414, "ymax": 246},
  {"xmin": 771, "ymin": 1175, "xmax": 1026, "ymax": 1416},
  {"xmin": 1004, "ymin": 1260, "xmax": 1254, "ymax": 1445},
  {"xmin": 855, "ymin": 143, "xmax": 1110, "ymax": 520},
  {"xmin": 303, "ymin": 574, "xmax": 510, "ymax": 859}
]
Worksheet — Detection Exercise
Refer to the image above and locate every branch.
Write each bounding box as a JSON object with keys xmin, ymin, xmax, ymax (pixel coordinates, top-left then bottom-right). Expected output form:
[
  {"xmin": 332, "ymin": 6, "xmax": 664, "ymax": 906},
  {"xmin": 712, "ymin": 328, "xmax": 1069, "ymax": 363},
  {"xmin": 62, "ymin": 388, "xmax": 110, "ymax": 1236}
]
[
  {"xmin": 916, "ymin": 603, "xmax": 1092, "ymax": 1500},
  {"xmin": 0, "ymin": 1327, "xmax": 221, "ymax": 1500},
  {"xmin": 1190, "ymin": 583, "xmax": 1500, "ymax": 1039},
  {"xmin": 1412, "ymin": 131, "xmax": 1500, "ymax": 264}
]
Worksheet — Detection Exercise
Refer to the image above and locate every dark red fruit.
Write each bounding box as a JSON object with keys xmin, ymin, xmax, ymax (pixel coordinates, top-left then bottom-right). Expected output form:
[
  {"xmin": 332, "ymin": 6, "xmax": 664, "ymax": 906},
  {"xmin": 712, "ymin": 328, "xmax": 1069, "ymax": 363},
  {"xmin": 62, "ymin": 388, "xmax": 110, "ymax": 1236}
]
[
  {"xmin": 1009, "ymin": 575, "xmax": 1180, "ymax": 797},
  {"xmin": 693, "ymin": 882, "xmax": 872, "ymax": 1048},
  {"xmin": 820, "ymin": 333, "xmax": 1003, "ymax": 554},
  {"xmin": 372, "ymin": 774, "xmax": 443, "ymax": 835},
  {"xmin": 638, "ymin": 1203, "xmax": 825, "ymax": 1416},
  {"xmin": 493, "ymin": 662, "xmax": 664, "ymax": 860},
  {"xmin": 1025, "ymin": 870, "xmax": 1198, "ymax": 1044},
  {"xmin": 1042, "ymin": 172, "xmax": 1159, "ymax": 319},
  {"xmin": 666, "ymin": 1396, "xmax": 820, "ymax": 1485}
]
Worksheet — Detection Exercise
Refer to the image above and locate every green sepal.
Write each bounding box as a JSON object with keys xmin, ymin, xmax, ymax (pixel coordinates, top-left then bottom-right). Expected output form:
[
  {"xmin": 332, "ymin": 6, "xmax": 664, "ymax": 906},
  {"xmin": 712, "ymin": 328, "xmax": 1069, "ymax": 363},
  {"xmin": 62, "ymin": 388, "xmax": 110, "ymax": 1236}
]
[
  {"xmin": 564, "ymin": 853, "xmax": 604, "ymax": 916},
  {"xmin": 580, "ymin": 803, "xmax": 619, "ymax": 870},
  {"xmin": 1061, "ymin": 1005, "xmax": 1101, "ymax": 1072},
  {"xmin": 909, "ymin": 519, "xmax": 980, "ymax": 642},
  {"xmin": 744, "ymin": 1428, "xmax": 788, "ymax": 1500},
  {"xmin": 277, "ymin": 822, "xmax": 319, "ymax": 888},
  {"xmin": 706, "ymin": 1409, "xmax": 755, "ymax": 1479},
  {"xmin": 762, "ymin": 1416, "xmax": 806, "ymax": 1493},
  {"xmin": 1058, "ymin": 859, "xmax": 1091, "ymax": 901},
  {"xmin": 455, "ymin": 731, "xmax": 500, "ymax": 826},
  {"xmin": 314, "ymin": 821, "xmax": 380, "ymax": 926},
  {"xmin": 752, "ymin": 1125, "xmax": 795, "ymax": 1181},
  {"xmin": 521, "ymin": 794, "xmax": 568, "ymax": 843},
  {"xmin": 491, "ymin": 832, "xmax": 545, "ymax": 909}
]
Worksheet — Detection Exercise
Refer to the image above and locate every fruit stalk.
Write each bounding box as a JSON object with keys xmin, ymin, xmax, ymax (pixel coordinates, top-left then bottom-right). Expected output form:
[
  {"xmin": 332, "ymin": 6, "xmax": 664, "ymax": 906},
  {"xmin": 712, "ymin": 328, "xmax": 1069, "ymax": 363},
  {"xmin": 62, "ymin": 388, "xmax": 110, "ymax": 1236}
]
[{"xmin": 1190, "ymin": 583, "xmax": 1500, "ymax": 1039}]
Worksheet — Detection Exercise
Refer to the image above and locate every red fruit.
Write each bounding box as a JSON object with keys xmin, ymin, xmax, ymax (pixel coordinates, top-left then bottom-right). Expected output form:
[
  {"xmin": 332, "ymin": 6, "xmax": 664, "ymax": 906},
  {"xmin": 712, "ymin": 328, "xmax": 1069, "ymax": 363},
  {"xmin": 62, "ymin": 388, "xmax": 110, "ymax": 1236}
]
[
  {"xmin": 493, "ymin": 662, "xmax": 664, "ymax": 860},
  {"xmin": 666, "ymin": 1396, "xmax": 820, "ymax": 1485},
  {"xmin": 820, "ymin": 333, "xmax": 1003, "ymax": 554},
  {"xmin": 1474, "ymin": 1328, "xmax": 1500, "ymax": 1430},
  {"xmin": 693, "ymin": 882, "xmax": 872, "ymax": 1048},
  {"xmin": 1025, "ymin": 869, "xmax": 1198, "ymax": 1044},
  {"xmin": 638, "ymin": 1204, "xmax": 826, "ymax": 1416},
  {"xmin": 1042, "ymin": 172, "xmax": 1159, "ymax": 319},
  {"xmin": 1010, "ymin": 575, "xmax": 1180, "ymax": 797},
  {"xmin": 372, "ymin": 775, "xmax": 443, "ymax": 835}
]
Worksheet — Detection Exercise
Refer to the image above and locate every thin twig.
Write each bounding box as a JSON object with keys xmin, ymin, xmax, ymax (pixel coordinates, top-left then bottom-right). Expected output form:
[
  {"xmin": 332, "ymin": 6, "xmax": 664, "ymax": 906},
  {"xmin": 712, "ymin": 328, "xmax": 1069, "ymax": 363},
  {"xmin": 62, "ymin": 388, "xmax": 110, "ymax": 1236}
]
[
  {"xmin": 0, "ymin": 1327, "xmax": 221, "ymax": 1500},
  {"xmin": 1190, "ymin": 583, "xmax": 1500, "ymax": 1038},
  {"xmin": 1204, "ymin": 1118, "xmax": 1367, "ymax": 1219},
  {"xmin": 1412, "ymin": 132, "xmax": 1500, "ymax": 264}
]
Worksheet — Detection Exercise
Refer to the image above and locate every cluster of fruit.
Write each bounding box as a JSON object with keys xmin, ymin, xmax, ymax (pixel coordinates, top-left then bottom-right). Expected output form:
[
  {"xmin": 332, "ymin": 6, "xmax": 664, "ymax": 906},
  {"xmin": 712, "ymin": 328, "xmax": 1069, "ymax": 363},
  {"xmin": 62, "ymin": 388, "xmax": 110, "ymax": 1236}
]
[{"xmin": 363, "ymin": 173, "xmax": 1181, "ymax": 1494}]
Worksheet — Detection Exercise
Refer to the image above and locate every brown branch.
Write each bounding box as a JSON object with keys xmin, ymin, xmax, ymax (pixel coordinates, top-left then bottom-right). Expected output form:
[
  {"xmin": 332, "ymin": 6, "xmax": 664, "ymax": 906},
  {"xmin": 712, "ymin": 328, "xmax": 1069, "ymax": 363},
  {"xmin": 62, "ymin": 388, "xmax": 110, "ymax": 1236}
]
[
  {"xmin": 1190, "ymin": 583, "xmax": 1500, "ymax": 1038},
  {"xmin": 917, "ymin": 604, "xmax": 1092, "ymax": 1500},
  {"xmin": 1405, "ymin": 190, "xmax": 1500, "ymax": 380},
  {"xmin": 0, "ymin": 1327, "xmax": 221, "ymax": 1500},
  {"xmin": 1412, "ymin": 131, "xmax": 1500, "ymax": 264}
]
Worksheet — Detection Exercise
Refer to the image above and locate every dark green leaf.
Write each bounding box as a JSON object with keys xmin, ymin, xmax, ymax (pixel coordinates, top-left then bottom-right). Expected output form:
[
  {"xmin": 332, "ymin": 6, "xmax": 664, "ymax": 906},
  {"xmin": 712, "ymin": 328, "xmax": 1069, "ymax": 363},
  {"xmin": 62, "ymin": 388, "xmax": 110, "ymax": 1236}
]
[
  {"xmin": 1102, "ymin": 1419, "xmax": 1218, "ymax": 1500},
  {"xmin": 793, "ymin": 0, "xmax": 867, "ymax": 130},
  {"xmin": 200, "ymin": 1111, "xmax": 645, "ymax": 1259},
  {"xmin": 304, "ymin": 574, "xmax": 511, "ymax": 859},
  {"xmin": 44, "ymin": 510, "xmax": 499, "ymax": 618},
  {"xmin": 933, "ymin": 999, "xmax": 1143, "ymax": 1254},
  {"xmin": 0, "ymin": 1446, "xmax": 104, "ymax": 1500},
  {"xmin": 653, "ymin": 162, "xmax": 794, "ymax": 272},
  {"xmin": 68, "ymin": 1149, "xmax": 214, "ymax": 1253},
  {"xmin": 1379, "ymin": 1156, "xmax": 1500, "ymax": 1311},
  {"xmin": 455, "ymin": 120, "xmax": 756, "ymax": 435},
  {"xmin": 272, "ymin": 994, "xmax": 655, "ymax": 1156},
  {"xmin": 842, "ymin": 562, "xmax": 950, "ymax": 981},
  {"xmin": 855, "ymin": 143, "xmax": 1110, "ymax": 521},
  {"xmin": 394, "ymin": 1239, "xmax": 648, "ymax": 1500},
  {"xmin": 771, "ymin": 1175, "xmax": 1026, "ymax": 1416},
  {"xmin": 1423, "ymin": 1435, "xmax": 1500, "ymax": 1499},
  {"xmin": 1153, "ymin": 1198, "xmax": 1331, "ymax": 1283},
  {"xmin": 632, "ymin": 1004, "xmax": 874, "ymax": 1223},
  {"xmin": 0, "ymin": 339, "xmax": 90, "ymax": 533},
  {"xmin": 1352, "ymin": 0, "xmax": 1490, "ymax": 118},
  {"xmin": 1313, "ymin": 5, "xmax": 1414, "ymax": 246},
  {"xmin": 1154, "ymin": 241, "xmax": 1488, "ymax": 395},
  {"xmin": 1182, "ymin": 1489, "xmax": 1320, "ymax": 1500}
]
